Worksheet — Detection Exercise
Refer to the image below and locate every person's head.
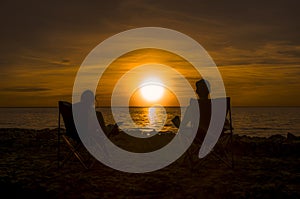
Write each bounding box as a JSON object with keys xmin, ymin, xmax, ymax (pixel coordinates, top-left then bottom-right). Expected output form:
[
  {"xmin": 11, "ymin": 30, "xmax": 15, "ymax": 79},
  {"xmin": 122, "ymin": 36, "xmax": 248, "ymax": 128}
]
[
  {"xmin": 81, "ymin": 90, "xmax": 95, "ymax": 106},
  {"xmin": 196, "ymin": 79, "xmax": 210, "ymax": 99}
]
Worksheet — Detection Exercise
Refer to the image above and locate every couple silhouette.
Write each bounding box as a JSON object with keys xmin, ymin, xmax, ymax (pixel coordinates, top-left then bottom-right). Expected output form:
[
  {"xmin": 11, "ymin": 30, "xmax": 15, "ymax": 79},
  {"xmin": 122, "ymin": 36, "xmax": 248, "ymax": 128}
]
[
  {"xmin": 76, "ymin": 79, "xmax": 213, "ymax": 143},
  {"xmin": 75, "ymin": 78, "xmax": 227, "ymax": 153},
  {"xmin": 60, "ymin": 79, "xmax": 232, "ymax": 170}
]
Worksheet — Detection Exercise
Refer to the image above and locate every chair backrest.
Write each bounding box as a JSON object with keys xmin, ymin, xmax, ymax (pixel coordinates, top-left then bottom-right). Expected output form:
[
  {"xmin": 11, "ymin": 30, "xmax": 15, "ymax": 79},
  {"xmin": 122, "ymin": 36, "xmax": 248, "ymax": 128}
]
[
  {"xmin": 192, "ymin": 97, "xmax": 233, "ymax": 142},
  {"xmin": 225, "ymin": 97, "xmax": 233, "ymax": 134},
  {"xmin": 201, "ymin": 97, "xmax": 232, "ymax": 132},
  {"xmin": 58, "ymin": 101, "xmax": 80, "ymax": 141}
]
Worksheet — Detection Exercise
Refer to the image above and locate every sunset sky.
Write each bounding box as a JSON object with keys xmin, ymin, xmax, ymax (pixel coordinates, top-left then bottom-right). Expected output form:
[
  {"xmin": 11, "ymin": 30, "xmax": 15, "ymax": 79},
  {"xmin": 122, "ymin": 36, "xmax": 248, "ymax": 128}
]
[{"xmin": 0, "ymin": 0, "xmax": 299, "ymax": 107}]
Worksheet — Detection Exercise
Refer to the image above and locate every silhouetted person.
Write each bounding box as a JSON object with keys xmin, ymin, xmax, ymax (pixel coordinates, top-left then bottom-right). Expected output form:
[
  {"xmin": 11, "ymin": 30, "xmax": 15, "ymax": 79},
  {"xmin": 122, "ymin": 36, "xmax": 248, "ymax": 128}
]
[
  {"xmin": 73, "ymin": 90, "xmax": 119, "ymax": 138},
  {"xmin": 73, "ymin": 90, "xmax": 113, "ymax": 162},
  {"xmin": 195, "ymin": 79, "xmax": 210, "ymax": 100},
  {"xmin": 73, "ymin": 90, "xmax": 96, "ymax": 132},
  {"xmin": 172, "ymin": 79, "xmax": 211, "ymax": 144},
  {"xmin": 195, "ymin": 79, "xmax": 211, "ymax": 139}
]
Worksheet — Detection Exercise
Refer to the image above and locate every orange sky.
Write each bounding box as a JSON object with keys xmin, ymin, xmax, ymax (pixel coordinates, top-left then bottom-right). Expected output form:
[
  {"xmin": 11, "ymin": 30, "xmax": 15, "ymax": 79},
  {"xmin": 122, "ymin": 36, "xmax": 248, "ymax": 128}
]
[
  {"xmin": 129, "ymin": 86, "xmax": 180, "ymax": 107},
  {"xmin": 95, "ymin": 48, "xmax": 200, "ymax": 107},
  {"xmin": 0, "ymin": 1, "xmax": 299, "ymax": 107}
]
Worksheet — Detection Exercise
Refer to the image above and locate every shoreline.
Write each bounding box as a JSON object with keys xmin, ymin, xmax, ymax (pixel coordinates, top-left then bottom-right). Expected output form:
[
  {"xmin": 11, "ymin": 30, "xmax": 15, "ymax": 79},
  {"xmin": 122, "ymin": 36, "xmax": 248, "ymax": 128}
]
[
  {"xmin": 0, "ymin": 128, "xmax": 299, "ymax": 198},
  {"xmin": 0, "ymin": 127, "xmax": 299, "ymax": 138}
]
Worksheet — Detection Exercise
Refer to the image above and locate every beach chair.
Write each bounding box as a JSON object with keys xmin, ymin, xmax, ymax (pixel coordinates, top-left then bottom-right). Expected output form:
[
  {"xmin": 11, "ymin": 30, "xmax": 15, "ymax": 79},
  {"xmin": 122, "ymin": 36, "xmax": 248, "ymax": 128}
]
[
  {"xmin": 181, "ymin": 97, "xmax": 234, "ymax": 170},
  {"xmin": 208, "ymin": 97, "xmax": 234, "ymax": 169},
  {"xmin": 57, "ymin": 101, "xmax": 92, "ymax": 169}
]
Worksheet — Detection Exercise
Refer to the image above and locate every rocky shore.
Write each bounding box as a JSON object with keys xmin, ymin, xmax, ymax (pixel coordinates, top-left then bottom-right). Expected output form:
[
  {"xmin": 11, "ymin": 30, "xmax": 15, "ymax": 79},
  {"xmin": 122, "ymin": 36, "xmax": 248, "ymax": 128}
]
[{"xmin": 0, "ymin": 128, "xmax": 299, "ymax": 198}]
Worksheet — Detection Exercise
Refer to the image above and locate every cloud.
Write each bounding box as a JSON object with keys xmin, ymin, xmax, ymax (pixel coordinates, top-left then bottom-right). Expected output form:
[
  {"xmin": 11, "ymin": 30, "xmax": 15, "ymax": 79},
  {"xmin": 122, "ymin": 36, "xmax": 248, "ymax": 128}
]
[
  {"xmin": 219, "ymin": 64, "xmax": 300, "ymax": 106},
  {"xmin": 210, "ymin": 42, "xmax": 300, "ymax": 66},
  {"xmin": 1, "ymin": 0, "xmax": 299, "ymax": 68},
  {"xmin": 2, "ymin": 87, "xmax": 51, "ymax": 92},
  {"xmin": 0, "ymin": 0, "xmax": 299, "ymax": 106}
]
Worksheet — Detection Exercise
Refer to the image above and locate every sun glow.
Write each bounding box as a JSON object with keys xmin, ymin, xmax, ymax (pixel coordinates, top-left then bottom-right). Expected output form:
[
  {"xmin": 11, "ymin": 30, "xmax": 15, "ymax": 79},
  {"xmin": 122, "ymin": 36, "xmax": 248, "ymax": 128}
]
[{"xmin": 140, "ymin": 83, "xmax": 164, "ymax": 102}]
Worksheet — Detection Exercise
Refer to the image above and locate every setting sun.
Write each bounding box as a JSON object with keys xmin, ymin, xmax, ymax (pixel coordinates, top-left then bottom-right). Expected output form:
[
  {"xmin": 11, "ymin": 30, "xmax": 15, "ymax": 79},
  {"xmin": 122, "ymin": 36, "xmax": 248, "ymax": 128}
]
[{"xmin": 140, "ymin": 83, "xmax": 164, "ymax": 102}]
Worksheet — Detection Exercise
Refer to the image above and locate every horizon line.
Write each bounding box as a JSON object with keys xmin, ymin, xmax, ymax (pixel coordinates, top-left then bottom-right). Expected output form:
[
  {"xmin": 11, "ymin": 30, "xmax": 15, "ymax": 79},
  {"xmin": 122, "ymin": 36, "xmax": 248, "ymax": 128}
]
[{"xmin": 1, "ymin": 105, "xmax": 300, "ymax": 108}]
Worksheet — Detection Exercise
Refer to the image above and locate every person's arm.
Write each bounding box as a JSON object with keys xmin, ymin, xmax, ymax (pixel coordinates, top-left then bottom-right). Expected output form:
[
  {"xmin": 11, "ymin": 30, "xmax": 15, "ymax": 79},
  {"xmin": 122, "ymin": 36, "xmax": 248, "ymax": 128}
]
[
  {"xmin": 96, "ymin": 111, "xmax": 108, "ymax": 134},
  {"xmin": 178, "ymin": 98, "xmax": 198, "ymax": 129},
  {"xmin": 171, "ymin": 116, "xmax": 181, "ymax": 128}
]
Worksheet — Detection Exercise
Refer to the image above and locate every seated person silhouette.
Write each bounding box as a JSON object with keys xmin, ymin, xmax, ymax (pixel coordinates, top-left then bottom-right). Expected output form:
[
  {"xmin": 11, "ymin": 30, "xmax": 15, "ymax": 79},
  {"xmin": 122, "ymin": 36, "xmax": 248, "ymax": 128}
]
[
  {"xmin": 72, "ymin": 90, "xmax": 96, "ymax": 139},
  {"xmin": 73, "ymin": 90, "xmax": 119, "ymax": 137},
  {"xmin": 172, "ymin": 79, "xmax": 211, "ymax": 145}
]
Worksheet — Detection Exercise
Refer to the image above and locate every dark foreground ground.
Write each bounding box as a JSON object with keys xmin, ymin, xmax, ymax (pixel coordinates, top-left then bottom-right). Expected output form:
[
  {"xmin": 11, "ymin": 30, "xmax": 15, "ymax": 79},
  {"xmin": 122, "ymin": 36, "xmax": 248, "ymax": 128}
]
[{"xmin": 0, "ymin": 128, "xmax": 300, "ymax": 199}]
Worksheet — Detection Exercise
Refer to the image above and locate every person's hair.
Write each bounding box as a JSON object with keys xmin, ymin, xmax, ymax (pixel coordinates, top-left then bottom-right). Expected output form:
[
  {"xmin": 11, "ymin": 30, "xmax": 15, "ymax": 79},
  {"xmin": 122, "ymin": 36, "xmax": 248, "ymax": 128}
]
[
  {"xmin": 195, "ymin": 79, "xmax": 210, "ymax": 99},
  {"xmin": 196, "ymin": 79, "xmax": 210, "ymax": 92},
  {"xmin": 81, "ymin": 90, "xmax": 95, "ymax": 104}
]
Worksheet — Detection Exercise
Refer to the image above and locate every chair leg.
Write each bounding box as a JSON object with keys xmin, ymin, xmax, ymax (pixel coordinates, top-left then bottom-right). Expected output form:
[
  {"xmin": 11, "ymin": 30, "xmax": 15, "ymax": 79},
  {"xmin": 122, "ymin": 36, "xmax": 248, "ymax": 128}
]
[
  {"xmin": 57, "ymin": 112, "xmax": 61, "ymax": 169},
  {"xmin": 210, "ymin": 134, "xmax": 234, "ymax": 169},
  {"xmin": 60, "ymin": 147, "xmax": 89, "ymax": 169},
  {"xmin": 184, "ymin": 144, "xmax": 204, "ymax": 171},
  {"xmin": 211, "ymin": 151, "xmax": 233, "ymax": 168},
  {"xmin": 60, "ymin": 135, "xmax": 89, "ymax": 169},
  {"xmin": 186, "ymin": 134, "xmax": 234, "ymax": 170}
]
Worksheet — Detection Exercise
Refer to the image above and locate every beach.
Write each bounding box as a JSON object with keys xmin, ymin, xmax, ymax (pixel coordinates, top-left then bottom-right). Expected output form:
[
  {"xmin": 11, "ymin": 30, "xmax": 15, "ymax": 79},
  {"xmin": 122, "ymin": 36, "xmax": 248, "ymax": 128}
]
[
  {"xmin": 1, "ymin": 0, "xmax": 299, "ymax": 198},
  {"xmin": 0, "ymin": 128, "xmax": 300, "ymax": 199}
]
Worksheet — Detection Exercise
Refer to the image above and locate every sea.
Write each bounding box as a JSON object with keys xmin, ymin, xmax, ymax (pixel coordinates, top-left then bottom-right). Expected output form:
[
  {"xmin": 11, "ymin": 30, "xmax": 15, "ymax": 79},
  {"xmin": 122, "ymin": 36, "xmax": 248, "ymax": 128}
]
[{"xmin": 0, "ymin": 107, "xmax": 299, "ymax": 137}]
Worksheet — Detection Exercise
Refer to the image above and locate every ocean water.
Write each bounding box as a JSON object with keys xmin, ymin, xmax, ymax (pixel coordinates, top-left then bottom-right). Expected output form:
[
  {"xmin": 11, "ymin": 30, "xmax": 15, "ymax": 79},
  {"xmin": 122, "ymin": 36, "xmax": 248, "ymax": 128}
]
[{"xmin": 0, "ymin": 107, "xmax": 299, "ymax": 137}]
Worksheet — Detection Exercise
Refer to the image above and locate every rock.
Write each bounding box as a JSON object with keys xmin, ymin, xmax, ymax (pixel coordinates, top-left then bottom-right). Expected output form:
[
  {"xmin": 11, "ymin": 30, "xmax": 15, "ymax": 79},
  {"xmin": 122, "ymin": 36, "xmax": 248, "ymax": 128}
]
[
  {"xmin": 287, "ymin": 132, "xmax": 300, "ymax": 141},
  {"xmin": 267, "ymin": 134, "xmax": 285, "ymax": 143}
]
